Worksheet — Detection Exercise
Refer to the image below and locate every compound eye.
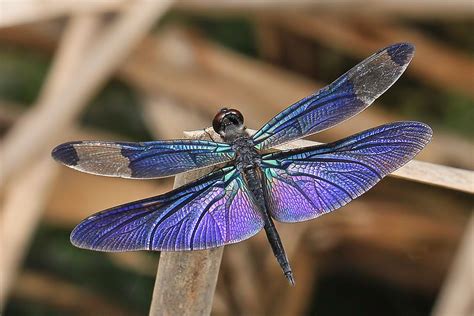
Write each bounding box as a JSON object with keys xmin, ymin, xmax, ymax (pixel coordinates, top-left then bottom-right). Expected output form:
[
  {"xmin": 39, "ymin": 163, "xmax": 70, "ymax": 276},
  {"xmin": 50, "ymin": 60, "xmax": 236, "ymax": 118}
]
[
  {"xmin": 212, "ymin": 108, "xmax": 244, "ymax": 134},
  {"xmin": 228, "ymin": 109, "xmax": 244, "ymax": 125},
  {"xmin": 212, "ymin": 108, "xmax": 228, "ymax": 133}
]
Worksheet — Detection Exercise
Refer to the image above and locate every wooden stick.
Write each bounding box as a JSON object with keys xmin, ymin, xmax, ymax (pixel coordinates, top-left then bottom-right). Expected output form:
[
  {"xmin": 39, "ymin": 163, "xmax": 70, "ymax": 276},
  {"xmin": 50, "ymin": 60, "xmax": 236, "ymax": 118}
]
[
  {"xmin": 149, "ymin": 129, "xmax": 224, "ymax": 316},
  {"xmin": 432, "ymin": 215, "xmax": 474, "ymax": 316},
  {"xmin": 150, "ymin": 247, "xmax": 223, "ymax": 315},
  {"xmin": 0, "ymin": 0, "xmax": 173, "ymax": 189},
  {"xmin": 391, "ymin": 160, "xmax": 474, "ymax": 194}
]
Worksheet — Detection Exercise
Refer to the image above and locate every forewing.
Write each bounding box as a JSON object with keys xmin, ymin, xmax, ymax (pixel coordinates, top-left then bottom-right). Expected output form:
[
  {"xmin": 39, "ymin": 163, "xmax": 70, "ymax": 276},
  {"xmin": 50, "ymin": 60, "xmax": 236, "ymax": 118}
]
[
  {"xmin": 261, "ymin": 122, "xmax": 432, "ymax": 222},
  {"xmin": 52, "ymin": 139, "xmax": 234, "ymax": 179},
  {"xmin": 252, "ymin": 43, "xmax": 415, "ymax": 150},
  {"xmin": 70, "ymin": 166, "xmax": 264, "ymax": 251}
]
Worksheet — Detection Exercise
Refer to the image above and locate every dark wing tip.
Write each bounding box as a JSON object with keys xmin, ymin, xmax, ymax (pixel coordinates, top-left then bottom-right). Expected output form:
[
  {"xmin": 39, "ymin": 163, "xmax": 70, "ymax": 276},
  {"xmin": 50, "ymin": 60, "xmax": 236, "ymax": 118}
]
[
  {"xmin": 386, "ymin": 42, "xmax": 415, "ymax": 66},
  {"xmin": 51, "ymin": 141, "xmax": 82, "ymax": 166}
]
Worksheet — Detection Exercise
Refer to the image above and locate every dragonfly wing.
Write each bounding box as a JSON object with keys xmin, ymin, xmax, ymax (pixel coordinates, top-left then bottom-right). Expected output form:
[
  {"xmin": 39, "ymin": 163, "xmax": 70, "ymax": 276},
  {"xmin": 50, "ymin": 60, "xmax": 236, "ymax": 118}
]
[
  {"xmin": 252, "ymin": 43, "xmax": 415, "ymax": 150},
  {"xmin": 71, "ymin": 166, "xmax": 264, "ymax": 251},
  {"xmin": 52, "ymin": 139, "xmax": 234, "ymax": 179},
  {"xmin": 261, "ymin": 122, "xmax": 432, "ymax": 222}
]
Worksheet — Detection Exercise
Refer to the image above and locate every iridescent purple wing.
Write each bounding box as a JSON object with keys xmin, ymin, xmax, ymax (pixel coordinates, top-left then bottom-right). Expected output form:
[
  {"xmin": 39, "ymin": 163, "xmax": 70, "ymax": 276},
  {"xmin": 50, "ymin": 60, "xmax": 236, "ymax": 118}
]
[
  {"xmin": 52, "ymin": 140, "xmax": 234, "ymax": 179},
  {"xmin": 252, "ymin": 43, "xmax": 415, "ymax": 150},
  {"xmin": 70, "ymin": 166, "xmax": 264, "ymax": 251},
  {"xmin": 261, "ymin": 122, "xmax": 432, "ymax": 222}
]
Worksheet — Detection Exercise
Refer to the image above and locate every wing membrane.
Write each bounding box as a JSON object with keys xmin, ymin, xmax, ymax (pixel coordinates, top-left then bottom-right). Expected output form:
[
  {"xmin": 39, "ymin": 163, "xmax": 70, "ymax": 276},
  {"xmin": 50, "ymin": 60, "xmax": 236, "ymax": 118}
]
[
  {"xmin": 261, "ymin": 122, "xmax": 432, "ymax": 222},
  {"xmin": 52, "ymin": 140, "xmax": 234, "ymax": 179},
  {"xmin": 70, "ymin": 166, "xmax": 264, "ymax": 251},
  {"xmin": 252, "ymin": 43, "xmax": 415, "ymax": 150}
]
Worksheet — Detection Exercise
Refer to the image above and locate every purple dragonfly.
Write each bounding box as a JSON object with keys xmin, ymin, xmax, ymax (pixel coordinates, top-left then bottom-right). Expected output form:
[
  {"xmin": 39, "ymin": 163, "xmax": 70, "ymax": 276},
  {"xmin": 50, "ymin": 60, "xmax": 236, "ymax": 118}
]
[{"xmin": 52, "ymin": 43, "xmax": 432, "ymax": 285}]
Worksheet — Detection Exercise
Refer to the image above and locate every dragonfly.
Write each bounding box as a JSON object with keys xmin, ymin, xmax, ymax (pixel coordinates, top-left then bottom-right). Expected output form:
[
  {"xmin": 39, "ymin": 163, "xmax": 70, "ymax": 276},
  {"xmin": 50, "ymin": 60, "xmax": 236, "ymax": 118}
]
[{"xmin": 52, "ymin": 43, "xmax": 432, "ymax": 286}]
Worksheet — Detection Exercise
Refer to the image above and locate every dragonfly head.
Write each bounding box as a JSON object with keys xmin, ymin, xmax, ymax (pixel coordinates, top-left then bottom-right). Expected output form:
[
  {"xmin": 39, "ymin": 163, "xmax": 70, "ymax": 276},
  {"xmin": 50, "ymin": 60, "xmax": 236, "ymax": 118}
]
[{"xmin": 213, "ymin": 108, "xmax": 245, "ymax": 138}]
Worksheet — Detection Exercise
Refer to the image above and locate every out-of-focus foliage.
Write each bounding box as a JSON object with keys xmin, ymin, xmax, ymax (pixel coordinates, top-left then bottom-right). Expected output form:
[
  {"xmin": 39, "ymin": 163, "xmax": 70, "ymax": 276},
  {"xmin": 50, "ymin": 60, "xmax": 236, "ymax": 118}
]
[{"xmin": 0, "ymin": 47, "xmax": 49, "ymax": 105}]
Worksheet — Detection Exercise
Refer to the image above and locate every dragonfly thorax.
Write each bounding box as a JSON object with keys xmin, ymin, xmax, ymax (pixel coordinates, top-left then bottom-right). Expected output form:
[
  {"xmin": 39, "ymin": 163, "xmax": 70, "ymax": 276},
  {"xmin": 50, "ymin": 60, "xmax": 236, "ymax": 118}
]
[{"xmin": 232, "ymin": 135, "xmax": 261, "ymax": 173}]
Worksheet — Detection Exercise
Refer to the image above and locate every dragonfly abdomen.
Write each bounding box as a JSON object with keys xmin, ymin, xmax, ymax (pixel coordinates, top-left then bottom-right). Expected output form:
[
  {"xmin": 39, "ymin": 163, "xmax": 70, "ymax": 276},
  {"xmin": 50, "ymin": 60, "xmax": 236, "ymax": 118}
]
[{"xmin": 237, "ymin": 150, "xmax": 295, "ymax": 285}]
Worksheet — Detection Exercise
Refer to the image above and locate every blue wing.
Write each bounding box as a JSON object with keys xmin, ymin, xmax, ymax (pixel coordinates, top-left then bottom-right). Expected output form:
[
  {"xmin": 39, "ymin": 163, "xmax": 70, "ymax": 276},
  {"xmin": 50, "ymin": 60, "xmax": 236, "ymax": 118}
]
[
  {"xmin": 70, "ymin": 166, "xmax": 264, "ymax": 251},
  {"xmin": 52, "ymin": 140, "xmax": 234, "ymax": 179},
  {"xmin": 261, "ymin": 122, "xmax": 432, "ymax": 222},
  {"xmin": 252, "ymin": 43, "xmax": 415, "ymax": 150}
]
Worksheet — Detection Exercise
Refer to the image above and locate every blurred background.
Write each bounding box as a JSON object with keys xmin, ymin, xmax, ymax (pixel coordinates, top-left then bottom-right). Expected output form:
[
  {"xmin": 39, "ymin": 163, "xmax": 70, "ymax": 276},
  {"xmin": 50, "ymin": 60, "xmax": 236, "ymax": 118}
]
[{"xmin": 0, "ymin": 1, "xmax": 473, "ymax": 315}]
